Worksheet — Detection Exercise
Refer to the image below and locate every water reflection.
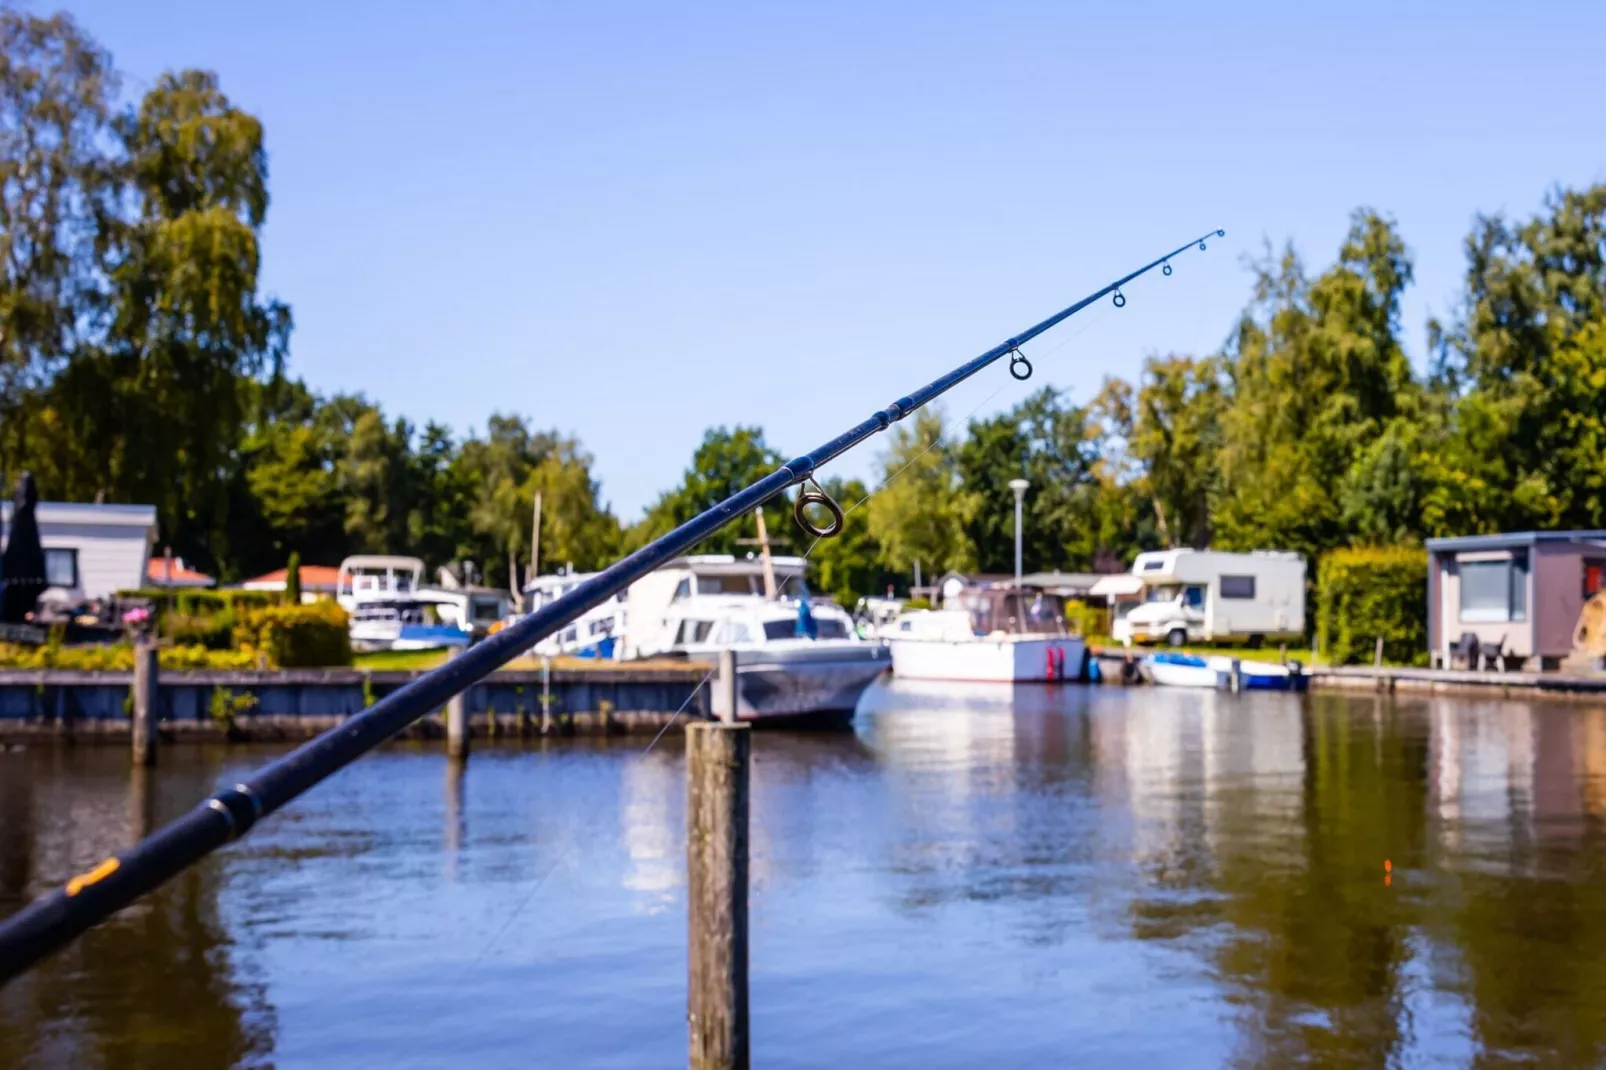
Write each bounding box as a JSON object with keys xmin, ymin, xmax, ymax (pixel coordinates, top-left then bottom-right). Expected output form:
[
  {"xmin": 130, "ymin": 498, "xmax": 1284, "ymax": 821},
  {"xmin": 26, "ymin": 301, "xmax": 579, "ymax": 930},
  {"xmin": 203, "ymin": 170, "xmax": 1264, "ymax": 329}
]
[
  {"xmin": 6, "ymin": 691, "xmax": 1606, "ymax": 1066},
  {"xmin": 0, "ymin": 747, "xmax": 276, "ymax": 1070}
]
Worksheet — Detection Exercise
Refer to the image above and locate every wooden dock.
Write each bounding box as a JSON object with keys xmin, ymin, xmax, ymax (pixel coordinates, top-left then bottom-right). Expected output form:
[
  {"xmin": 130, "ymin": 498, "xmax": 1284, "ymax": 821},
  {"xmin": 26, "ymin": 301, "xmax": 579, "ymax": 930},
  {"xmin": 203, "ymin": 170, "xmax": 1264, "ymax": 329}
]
[
  {"xmin": 0, "ymin": 663, "xmax": 713, "ymax": 741},
  {"xmin": 1310, "ymin": 665, "xmax": 1606, "ymax": 700}
]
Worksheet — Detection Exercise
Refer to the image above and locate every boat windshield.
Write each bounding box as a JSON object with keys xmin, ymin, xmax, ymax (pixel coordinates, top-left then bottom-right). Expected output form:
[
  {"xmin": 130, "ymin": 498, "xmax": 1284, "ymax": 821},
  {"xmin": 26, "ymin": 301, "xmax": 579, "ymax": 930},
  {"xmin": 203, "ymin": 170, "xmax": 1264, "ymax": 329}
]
[
  {"xmin": 761, "ymin": 618, "xmax": 849, "ymax": 641},
  {"xmin": 354, "ymin": 602, "xmax": 439, "ymax": 625},
  {"xmin": 961, "ymin": 589, "xmax": 1069, "ymax": 635}
]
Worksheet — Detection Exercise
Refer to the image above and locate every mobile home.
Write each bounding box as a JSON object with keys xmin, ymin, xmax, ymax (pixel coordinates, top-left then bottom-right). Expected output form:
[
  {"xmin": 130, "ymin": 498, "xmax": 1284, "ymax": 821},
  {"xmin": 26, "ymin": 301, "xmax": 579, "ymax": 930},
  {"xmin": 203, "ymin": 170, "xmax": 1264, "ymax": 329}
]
[
  {"xmin": 0, "ymin": 501, "xmax": 157, "ymax": 605},
  {"xmin": 1426, "ymin": 530, "xmax": 1606, "ymax": 670},
  {"xmin": 1113, "ymin": 549, "xmax": 1305, "ymax": 647}
]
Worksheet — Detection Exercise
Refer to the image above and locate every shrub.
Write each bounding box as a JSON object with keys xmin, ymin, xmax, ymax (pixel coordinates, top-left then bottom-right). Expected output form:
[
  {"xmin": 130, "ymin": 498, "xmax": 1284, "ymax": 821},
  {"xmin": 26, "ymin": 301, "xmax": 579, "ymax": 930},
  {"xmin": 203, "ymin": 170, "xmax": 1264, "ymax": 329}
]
[
  {"xmin": 236, "ymin": 601, "xmax": 352, "ymax": 668},
  {"xmin": 1317, "ymin": 546, "xmax": 1429, "ymax": 666},
  {"xmin": 164, "ymin": 609, "xmax": 236, "ymax": 650},
  {"xmin": 1061, "ymin": 598, "xmax": 1109, "ymax": 640},
  {"xmin": 118, "ymin": 588, "xmax": 280, "ymax": 618},
  {"xmin": 0, "ymin": 642, "xmax": 255, "ymax": 670}
]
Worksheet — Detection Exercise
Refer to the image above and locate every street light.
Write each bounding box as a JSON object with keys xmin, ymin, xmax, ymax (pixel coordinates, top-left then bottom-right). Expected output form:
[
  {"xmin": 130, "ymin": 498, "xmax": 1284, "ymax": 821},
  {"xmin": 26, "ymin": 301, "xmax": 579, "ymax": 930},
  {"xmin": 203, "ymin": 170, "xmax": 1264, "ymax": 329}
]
[{"xmin": 1008, "ymin": 478, "xmax": 1029, "ymax": 587}]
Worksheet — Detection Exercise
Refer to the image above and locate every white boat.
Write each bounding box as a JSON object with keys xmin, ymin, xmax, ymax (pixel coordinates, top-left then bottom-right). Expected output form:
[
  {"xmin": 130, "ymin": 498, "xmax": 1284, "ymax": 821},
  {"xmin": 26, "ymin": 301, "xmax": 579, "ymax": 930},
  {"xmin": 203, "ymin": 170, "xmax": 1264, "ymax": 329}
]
[
  {"xmin": 524, "ymin": 571, "xmax": 625, "ymax": 659},
  {"xmin": 665, "ymin": 595, "xmax": 889, "ymax": 725},
  {"xmin": 336, "ymin": 555, "xmax": 509, "ymax": 650},
  {"xmin": 624, "ymin": 554, "xmax": 888, "ymax": 724},
  {"xmin": 888, "ymin": 585, "xmax": 1088, "ymax": 683},
  {"xmin": 852, "ymin": 595, "xmax": 906, "ymax": 639},
  {"xmin": 1142, "ymin": 652, "xmax": 1307, "ymax": 691},
  {"xmin": 335, "ymin": 555, "xmax": 425, "ymax": 612},
  {"xmin": 348, "ymin": 595, "xmax": 471, "ymax": 652}
]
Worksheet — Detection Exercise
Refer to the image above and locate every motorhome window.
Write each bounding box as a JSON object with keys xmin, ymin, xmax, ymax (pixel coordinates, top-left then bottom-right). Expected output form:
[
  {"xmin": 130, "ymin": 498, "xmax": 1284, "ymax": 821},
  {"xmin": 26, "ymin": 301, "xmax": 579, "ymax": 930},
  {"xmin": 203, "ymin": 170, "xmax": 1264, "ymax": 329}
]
[
  {"xmin": 1585, "ymin": 559, "xmax": 1604, "ymax": 598},
  {"xmin": 1220, "ymin": 575, "xmax": 1256, "ymax": 599},
  {"xmin": 1183, "ymin": 586, "xmax": 1205, "ymax": 609},
  {"xmin": 1140, "ymin": 559, "xmax": 1167, "ymax": 571},
  {"xmin": 43, "ymin": 548, "xmax": 78, "ymax": 588},
  {"xmin": 1459, "ymin": 553, "xmax": 1528, "ymax": 622},
  {"xmin": 1146, "ymin": 584, "xmax": 1181, "ymax": 603}
]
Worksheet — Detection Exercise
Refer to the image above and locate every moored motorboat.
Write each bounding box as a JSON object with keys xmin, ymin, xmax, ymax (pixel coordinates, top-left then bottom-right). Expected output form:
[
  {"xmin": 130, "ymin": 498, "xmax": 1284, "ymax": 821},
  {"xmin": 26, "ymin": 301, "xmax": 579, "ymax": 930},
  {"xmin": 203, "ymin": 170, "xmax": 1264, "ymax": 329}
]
[
  {"xmin": 887, "ymin": 584, "xmax": 1087, "ymax": 683},
  {"xmin": 1142, "ymin": 651, "xmax": 1307, "ymax": 691},
  {"xmin": 623, "ymin": 553, "xmax": 888, "ymax": 725}
]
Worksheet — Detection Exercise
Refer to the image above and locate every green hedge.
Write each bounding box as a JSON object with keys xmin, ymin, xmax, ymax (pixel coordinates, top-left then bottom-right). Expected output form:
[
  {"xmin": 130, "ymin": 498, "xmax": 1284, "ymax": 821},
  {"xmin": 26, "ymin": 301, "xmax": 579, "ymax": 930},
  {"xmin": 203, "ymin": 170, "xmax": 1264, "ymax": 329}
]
[
  {"xmin": 1062, "ymin": 599, "xmax": 1110, "ymax": 640},
  {"xmin": 236, "ymin": 602, "xmax": 352, "ymax": 668},
  {"xmin": 1317, "ymin": 546, "xmax": 1429, "ymax": 666},
  {"xmin": 0, "ymin": 642, "xmax": 255, "ymax": 670}
]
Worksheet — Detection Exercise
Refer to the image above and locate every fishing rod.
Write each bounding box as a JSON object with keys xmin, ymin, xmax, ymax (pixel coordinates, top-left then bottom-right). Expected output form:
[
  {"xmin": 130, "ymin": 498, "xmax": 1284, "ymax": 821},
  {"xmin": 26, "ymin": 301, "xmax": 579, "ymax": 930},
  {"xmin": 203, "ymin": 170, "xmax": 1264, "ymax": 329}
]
[{"xmin": 0, "ymin": 227, "xmax": 1223, "ymax": 985}]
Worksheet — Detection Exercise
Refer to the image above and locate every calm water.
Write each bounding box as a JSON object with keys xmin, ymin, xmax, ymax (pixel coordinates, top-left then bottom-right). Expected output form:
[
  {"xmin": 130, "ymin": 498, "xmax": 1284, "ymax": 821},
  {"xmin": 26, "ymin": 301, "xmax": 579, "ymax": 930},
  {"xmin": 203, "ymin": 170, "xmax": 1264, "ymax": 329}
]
[{"xmin": 5, "ymin": 683, "xmax": 1606, "ymax": 1068}]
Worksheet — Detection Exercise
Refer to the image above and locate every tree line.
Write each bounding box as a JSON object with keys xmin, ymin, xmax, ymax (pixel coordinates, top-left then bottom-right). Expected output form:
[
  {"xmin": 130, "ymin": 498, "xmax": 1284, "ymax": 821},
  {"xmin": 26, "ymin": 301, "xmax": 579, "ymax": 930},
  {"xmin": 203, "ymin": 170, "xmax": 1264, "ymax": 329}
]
[{"xmin": 4, "ymin": 10, "xmax": 1604, "ymax": 602}]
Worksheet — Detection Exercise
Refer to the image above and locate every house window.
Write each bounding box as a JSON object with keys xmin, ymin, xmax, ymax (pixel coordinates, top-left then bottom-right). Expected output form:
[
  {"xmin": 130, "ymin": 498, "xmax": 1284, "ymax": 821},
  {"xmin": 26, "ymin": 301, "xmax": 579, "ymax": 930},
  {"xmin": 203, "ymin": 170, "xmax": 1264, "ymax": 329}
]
[
  {"xmin": 1459, "ymin": 553, "xmax": 1528, "ymax": 623},
  {"xmin": 1220, "ymin": 575, "xmax": 1256, "ymax": 600},
  {"xmin": 44, "ymin": 548, "xmax": 78, "ymax": 588},
  {"xmin": 1586, "ymin": 559, "xmax": 1604, "ymax": 599}
]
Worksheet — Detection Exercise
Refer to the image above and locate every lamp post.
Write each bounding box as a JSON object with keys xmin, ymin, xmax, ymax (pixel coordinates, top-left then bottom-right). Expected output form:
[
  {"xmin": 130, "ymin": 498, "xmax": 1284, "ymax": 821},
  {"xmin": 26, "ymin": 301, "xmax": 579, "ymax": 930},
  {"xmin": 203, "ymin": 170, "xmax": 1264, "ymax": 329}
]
[{"xmin": 1008, "ymin": 479, "xmax": 1029, "ymax": 587}]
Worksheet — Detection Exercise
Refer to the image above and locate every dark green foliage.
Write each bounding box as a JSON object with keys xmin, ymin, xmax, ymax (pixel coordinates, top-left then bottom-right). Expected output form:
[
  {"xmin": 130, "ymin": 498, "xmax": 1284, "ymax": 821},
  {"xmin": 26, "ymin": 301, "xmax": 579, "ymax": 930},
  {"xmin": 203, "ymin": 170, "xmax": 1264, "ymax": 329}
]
[{"xmin": 1317, "ymin": 547, "xmax": 1429, "ymax": 666}]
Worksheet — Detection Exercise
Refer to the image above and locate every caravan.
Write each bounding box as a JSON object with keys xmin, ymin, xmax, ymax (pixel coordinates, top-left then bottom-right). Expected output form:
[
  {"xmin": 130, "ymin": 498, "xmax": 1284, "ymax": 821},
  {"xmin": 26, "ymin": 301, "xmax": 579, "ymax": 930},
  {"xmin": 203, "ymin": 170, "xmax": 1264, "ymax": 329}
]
[{"xmin": 1113, "ymin": 549, "xmax": 1305, "ymax": 647}]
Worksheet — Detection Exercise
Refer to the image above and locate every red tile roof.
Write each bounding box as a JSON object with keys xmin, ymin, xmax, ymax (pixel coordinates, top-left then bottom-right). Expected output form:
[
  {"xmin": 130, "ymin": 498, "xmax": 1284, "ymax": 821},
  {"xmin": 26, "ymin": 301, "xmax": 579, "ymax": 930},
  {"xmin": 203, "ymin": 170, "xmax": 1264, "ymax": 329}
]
[
  {"xmin": 145, "ymin": 558, "xmax": 215, "ymax": 587},
  {"xmin": 242, "ymin": 564, "xmax": 342, "ymax": 591}
]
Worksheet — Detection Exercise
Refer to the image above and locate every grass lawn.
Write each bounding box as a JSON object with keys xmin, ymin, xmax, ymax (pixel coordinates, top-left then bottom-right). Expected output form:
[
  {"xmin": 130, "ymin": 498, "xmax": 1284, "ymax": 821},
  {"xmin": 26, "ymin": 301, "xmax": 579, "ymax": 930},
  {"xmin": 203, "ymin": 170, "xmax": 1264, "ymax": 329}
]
[{"xmin": 352, "ymin": 648, "xmax": 700, "ymax": 673}]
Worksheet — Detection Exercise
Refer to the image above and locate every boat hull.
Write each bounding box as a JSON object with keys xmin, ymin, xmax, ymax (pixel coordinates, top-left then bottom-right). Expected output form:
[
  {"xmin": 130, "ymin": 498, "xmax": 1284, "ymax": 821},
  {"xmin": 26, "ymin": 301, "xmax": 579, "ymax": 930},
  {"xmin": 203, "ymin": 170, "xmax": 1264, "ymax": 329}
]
[
  {"xmin": 1144, "ymin": 653, "xmax": 1307, "ymax": 691},
  {"xmin": 731, "ymin": 644, "xmax": 890, "ymax": 724},
  {"xmin": 888, "ymin": 636, "xmax": 1087, "ymax": 683}
]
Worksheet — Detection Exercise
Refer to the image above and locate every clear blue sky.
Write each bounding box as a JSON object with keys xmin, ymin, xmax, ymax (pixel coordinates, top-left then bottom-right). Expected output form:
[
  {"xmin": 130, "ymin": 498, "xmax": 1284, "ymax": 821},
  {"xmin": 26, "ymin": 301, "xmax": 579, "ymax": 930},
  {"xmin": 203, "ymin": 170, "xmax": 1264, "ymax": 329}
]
[{"xmin": 57, "ymin": 0, "xmax": 1606, "ymax": 518}]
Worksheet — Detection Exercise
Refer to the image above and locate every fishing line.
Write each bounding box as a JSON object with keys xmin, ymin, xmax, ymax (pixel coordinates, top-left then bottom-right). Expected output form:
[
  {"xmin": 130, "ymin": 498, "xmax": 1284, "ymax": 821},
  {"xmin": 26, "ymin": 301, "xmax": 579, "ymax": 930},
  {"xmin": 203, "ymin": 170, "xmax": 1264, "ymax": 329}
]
[{"xmin": 468, "ymin": 663, "xmax": 718, "ymax": 967}]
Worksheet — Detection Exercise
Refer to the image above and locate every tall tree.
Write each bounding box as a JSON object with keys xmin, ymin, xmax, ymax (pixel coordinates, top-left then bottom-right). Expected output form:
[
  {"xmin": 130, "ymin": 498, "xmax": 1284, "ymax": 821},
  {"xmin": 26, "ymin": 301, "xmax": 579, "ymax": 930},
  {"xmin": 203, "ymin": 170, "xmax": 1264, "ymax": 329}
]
[
  {"xmin": 629, "ymin": 426, "xmax": 788, "ymax": 557},
  {"xmin": 0, "ymin": 10, "xmax": 118, "ymax": 400},
  {"xmin": 1214, "ymin": 211, "xmax": 1419, "ymax": 559},
  {"xmin": 1127, "ymin": 355, "xmax": 1225, "ymax": 549},
  {"xmin": 1426, "ymin": 186, "xmax": 1606, "ymax": 534},
  {"xmin": 866, "ymin": 408, "xmax": 973, "ymax": 584}
]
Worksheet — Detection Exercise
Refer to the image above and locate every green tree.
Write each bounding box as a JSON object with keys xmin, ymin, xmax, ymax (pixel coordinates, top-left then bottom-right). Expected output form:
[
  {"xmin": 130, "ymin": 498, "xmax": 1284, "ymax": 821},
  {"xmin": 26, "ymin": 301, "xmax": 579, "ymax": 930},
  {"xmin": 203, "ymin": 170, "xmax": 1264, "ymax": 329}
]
[
  {"xmin": 806, "ymin": 476, "xmax": 892, "ymax": 605},
  {"xmin": 284, "ymin": 550, "xmax": 301, "ymax": 604},
  {"xmin": 629, "ymin": 426, "xmax": 788, "ymax": 556},
  {"xmin": 867, "ymin": 408, "xmax": 973, "ymax": 582},
  {"xmin": 1128, "ymin": 355, "xmax": 1225, "ymax": 549},
  {"xmin": 0, "ymin": 10, "xmax": 119, "ymax": 407},
  {"xmin": 1425, "ymin": 186, "xmax": 1606, "ymax": 534},
  {"xmin": 1214, "ymin": 210, "xmax": 1420, "ymax": 559}
]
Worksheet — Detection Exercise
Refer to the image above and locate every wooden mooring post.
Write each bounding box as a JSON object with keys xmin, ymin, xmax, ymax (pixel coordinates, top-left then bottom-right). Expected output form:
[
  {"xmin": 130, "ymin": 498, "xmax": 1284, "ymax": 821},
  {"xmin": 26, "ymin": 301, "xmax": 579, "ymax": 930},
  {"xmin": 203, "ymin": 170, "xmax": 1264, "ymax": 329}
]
[
  {"xmin": 446, "ymin": 650, "xmax": 469, "ymax": 759},
  {"xmin": 686, "ymin": 721, "xmax": 750, "ymax": 1070},
  {"xmin": 131, "ymin": 639, "xmax": 158, "ymax": 766},
  {"xmin": 713, "ymin": 650, "xmax": 739, "ymax": 725}
]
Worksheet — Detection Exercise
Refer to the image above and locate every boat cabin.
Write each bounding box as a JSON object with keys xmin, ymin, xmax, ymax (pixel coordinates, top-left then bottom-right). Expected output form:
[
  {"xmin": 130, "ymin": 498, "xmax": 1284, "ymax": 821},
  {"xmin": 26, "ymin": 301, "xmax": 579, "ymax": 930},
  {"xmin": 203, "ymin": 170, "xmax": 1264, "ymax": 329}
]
[
  {"xmin": 623, "ymin": 554, "xmax": 812, "ymax": 658},
  {"xmin": 336, "ymin": 555, "xmax": 424, "ymax": 610}
]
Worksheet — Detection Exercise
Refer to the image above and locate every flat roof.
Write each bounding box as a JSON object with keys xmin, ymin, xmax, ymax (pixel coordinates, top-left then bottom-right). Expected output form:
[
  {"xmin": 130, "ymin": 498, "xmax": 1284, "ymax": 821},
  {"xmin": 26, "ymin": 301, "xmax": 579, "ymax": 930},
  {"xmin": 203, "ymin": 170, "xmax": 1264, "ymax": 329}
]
[
  {"xmin": 1425, "ymin": 530, "xmax": 1606, "ymax": 552},
  {"xmin": 1, "ymin": 501, "xmax": 157, "ymax": 527}
]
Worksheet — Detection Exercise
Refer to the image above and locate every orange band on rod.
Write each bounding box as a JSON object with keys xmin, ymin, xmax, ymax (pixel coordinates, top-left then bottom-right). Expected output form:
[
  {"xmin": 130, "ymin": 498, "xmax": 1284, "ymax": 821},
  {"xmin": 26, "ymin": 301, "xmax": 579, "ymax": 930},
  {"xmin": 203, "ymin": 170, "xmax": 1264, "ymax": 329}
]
[{"xmin": 65, "ymin": 858, "xmax": 120, "ymax": 897}]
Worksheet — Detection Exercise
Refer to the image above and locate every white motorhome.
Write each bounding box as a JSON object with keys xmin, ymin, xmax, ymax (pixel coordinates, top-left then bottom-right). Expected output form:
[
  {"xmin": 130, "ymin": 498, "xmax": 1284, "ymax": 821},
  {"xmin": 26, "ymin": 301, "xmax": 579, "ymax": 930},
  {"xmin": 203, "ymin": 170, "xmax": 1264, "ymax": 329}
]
[
  {"xmin": 621, "ymin": 554, "xmax": 808, "ymax": 659},
  {"xmin": 1113, "ymin": 549, "xmax": 1305, "ymax": 647}
]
